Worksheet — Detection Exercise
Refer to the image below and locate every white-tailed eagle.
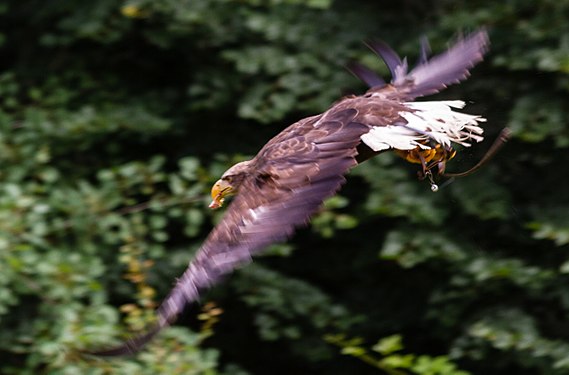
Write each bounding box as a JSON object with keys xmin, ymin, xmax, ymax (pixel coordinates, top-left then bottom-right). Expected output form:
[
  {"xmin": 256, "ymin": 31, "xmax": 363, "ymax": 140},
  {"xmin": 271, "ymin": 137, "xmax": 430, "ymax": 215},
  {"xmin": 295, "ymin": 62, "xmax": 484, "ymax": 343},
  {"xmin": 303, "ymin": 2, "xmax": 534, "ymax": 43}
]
[{"xmin": 92, "ymin": 30, "xmax": 492, "ymax": 355}]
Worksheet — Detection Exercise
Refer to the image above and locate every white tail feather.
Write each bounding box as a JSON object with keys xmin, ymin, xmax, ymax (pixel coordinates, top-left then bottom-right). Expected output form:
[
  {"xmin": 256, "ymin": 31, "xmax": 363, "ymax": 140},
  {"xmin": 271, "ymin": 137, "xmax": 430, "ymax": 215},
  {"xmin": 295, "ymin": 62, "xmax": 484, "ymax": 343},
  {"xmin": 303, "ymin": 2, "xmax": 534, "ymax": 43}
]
[{"xmin": 360, "ymin": 100, "xmax": 485, "ymax": 152}]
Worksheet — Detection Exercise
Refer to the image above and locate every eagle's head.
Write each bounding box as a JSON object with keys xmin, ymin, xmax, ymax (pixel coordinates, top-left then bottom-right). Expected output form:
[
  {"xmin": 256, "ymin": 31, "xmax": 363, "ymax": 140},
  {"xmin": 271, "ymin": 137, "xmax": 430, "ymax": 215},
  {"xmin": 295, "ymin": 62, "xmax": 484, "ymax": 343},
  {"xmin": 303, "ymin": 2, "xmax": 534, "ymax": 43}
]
[{"xmin": 209, "ymin": 160, "xmax": 253, "ymax": 209}]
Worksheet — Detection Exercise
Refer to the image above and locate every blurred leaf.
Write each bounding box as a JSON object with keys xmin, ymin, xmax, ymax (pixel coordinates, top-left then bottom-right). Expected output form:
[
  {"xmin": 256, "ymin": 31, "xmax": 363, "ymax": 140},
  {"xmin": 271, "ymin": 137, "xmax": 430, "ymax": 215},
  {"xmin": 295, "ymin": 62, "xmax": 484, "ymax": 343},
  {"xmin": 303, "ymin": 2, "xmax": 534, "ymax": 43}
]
[{"xmin": 372, "ymin": 334, "xmax": 404, "ymax": 355}]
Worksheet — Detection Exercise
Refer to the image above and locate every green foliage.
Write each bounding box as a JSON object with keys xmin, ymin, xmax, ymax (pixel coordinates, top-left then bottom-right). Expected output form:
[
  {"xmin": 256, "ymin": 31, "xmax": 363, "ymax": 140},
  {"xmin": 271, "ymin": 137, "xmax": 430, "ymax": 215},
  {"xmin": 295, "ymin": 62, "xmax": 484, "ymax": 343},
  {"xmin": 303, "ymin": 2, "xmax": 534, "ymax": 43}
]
[
  {"xmin": 234, "ymin": 264, "xmax": 359, "ymax": 346},
  {"xmin": 353, "ymin": 154, "xmax": 449, "ymax": 225},
  {"xmin": 325, "ymin": 333, "xmax": 470, "ymax": 375},
  {"xmin": 528, "ymin": 206, "xmax": 569, "ymax": 246},
  {"xmin": 509, "ymin": 94, "xmax": 569, "ymax": 147},
  {"xmin": 452, "ymin": 309, "xmax": 569, "ymax": 372},
  {"xmin": 312, "ymin": 196, "xmax": 359, "ymax": 238},
  {"xmin": 1, "ymin": 0, "xmax": 569, "ymax": 374}
]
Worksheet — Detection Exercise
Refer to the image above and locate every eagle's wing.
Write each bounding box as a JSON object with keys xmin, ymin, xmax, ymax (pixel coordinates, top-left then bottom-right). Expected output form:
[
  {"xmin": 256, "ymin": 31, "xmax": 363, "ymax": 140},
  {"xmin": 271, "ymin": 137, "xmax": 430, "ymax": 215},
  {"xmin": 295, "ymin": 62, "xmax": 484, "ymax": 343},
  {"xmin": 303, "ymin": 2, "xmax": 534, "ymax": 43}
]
[
  {"xmin": 90, "ymin": 108, "xmax": 371, "ymax": 355},
  {"xmin": 351, "ymin": 30, "xmax": 489, "ymax": 100}
]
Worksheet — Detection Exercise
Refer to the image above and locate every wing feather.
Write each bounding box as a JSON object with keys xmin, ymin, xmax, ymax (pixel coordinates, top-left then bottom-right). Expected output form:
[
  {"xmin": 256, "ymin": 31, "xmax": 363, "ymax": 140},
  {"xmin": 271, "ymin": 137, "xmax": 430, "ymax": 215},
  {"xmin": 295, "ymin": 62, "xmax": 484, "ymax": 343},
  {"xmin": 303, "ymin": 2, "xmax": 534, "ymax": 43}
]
[
  {"xmin": 89, "ymin": 108, "xmax": 368, "ymax": 355},
  {"xmin": 365, "ymin": 39, "xmax": 404, "ymax": 81},
  {"xmin": 360, "ymin": 30, "xmax": 489, "ymax": 100},
  {"xmin": 398, "ymin": 30, "xmax": 489, "ymax": 98},
  {"xmin": 346, "ymin": 61, "xmax": 386, "ymax": 88}
]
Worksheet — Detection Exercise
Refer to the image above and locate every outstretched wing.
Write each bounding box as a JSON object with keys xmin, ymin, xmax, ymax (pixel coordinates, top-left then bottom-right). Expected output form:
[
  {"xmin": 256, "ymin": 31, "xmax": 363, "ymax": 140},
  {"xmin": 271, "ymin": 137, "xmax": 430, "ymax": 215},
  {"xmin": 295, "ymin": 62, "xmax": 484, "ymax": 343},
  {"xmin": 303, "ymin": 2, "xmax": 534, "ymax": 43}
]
[
  {"xmin": 90, "ymin": 108, "xmax": 369, "ymax": 355},
  {"xmin": 351, "ymin": 30, "xmax": 489, "ymax": 100}
]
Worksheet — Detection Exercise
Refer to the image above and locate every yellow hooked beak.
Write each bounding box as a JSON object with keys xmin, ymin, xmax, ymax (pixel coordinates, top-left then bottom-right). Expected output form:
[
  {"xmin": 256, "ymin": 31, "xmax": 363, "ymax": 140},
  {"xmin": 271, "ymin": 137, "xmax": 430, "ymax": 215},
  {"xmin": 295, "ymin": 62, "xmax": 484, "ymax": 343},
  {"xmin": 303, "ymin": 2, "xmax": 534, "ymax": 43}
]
[{"xmin": 209, "ymin": 179, "xmax": 233, "ymax": 209}]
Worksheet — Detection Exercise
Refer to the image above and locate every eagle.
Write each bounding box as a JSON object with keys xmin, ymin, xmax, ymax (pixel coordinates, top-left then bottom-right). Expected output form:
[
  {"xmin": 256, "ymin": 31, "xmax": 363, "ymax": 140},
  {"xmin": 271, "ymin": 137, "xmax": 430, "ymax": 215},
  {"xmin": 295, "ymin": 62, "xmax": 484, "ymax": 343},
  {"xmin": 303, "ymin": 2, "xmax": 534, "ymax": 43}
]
[{"xmin": 92, "ymin": 30, "xmax": 490, "ymax": 355}]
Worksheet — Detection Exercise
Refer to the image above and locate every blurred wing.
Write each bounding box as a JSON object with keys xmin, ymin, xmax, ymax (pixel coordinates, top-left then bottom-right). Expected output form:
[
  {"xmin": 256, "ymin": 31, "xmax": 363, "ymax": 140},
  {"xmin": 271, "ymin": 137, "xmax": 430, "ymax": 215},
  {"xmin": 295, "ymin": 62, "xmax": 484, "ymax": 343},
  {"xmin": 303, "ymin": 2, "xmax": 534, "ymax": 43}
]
[
  {"xmin": 363, "ymin": 30, "xmax": 489, "ymax": 99},
  {"xmin": 89, "ymin": 108, "xmax": 369, "ymax": 356},
  {"xmin": 403, "ymin": 30, "xmax": 489, "ymax": 98},
  {"xmin": 346, "ymin": 61, "xmax": 386, "ymax": 88}
]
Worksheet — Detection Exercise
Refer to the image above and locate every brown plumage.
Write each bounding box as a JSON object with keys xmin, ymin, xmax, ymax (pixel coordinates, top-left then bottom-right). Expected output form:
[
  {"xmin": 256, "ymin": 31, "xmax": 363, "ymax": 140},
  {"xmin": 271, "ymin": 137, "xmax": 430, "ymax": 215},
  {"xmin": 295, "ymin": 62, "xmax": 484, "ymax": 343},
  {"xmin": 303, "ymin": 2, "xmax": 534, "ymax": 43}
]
[{"xmin": 89, "ymin": 30, "xmax": 489, "ymax": 355}]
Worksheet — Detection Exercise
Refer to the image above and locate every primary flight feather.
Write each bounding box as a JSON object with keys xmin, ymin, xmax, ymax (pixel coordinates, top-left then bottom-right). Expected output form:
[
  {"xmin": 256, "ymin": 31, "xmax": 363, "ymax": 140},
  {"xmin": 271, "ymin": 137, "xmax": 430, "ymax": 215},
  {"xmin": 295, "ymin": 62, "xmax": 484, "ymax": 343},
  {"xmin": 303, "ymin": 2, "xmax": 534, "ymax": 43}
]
[{"xmin": 91, "ymin": 30, "xmax": 489, "ymax": 355}]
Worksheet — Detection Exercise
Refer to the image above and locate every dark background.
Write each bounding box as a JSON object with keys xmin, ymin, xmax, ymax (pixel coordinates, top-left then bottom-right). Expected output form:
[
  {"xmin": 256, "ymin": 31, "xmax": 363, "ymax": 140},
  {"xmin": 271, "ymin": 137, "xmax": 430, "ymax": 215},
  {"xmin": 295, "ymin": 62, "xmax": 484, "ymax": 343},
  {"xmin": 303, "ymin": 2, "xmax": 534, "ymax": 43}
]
[{"xmin": 0, "ymin": 0, "xmax": 568, "ymax": 374}]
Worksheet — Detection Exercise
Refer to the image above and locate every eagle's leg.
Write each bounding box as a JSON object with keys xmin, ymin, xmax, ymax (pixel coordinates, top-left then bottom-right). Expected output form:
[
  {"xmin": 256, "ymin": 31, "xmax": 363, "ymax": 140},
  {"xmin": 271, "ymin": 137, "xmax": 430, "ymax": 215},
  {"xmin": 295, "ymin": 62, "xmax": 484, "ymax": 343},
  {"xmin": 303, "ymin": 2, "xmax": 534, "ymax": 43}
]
[
  {"xmin": 416, "ymin": 148, "xmax": 444, "ymax": 193},
  {"xmin": 416, "ymin": 151, "xmax": 429, "ymax": 180},
  {"xmin": 425, "ymin": 146, "xmax": 452, "ymax": 175}
]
